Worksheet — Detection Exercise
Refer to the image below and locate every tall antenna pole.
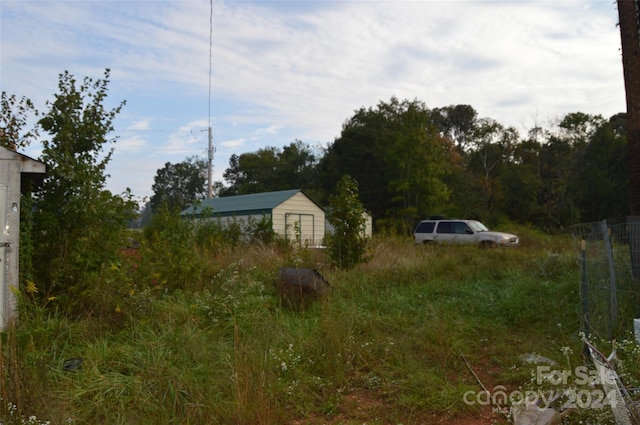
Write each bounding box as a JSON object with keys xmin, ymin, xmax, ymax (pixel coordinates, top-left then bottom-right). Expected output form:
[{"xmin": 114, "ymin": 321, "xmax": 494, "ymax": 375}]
[
  {"xmin": 207, "ymin": 126, "xmax": 213, "ymax": 198},
  {"xmin": 207, "ymin": 0, "xmax": 214, "ymax": 199}
]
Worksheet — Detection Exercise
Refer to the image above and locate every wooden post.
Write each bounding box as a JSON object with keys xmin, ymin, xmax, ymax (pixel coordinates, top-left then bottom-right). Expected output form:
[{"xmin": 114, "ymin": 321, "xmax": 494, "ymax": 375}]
[{"xmin": 617, "ymin": 1, "xmax": 640, "ymax": 215}]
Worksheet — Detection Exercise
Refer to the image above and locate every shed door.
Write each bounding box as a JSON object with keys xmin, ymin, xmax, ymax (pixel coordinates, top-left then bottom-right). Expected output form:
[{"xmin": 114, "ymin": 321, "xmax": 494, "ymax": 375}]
[
  {"xmin": 285, "ymin": 213, "xmax": 315, "ymax": 246},
  {"xmin": 0, "ymin": 185, "xmax": 7, "ymax": 329}
]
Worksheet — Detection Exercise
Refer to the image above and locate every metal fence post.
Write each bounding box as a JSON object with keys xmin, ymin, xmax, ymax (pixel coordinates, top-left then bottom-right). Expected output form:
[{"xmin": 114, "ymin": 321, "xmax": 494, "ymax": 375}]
[
  {"xmin": 600, "ymin": 220, "xmax": 618, "ymax": 339},
  {"xmin": 580, "ymin": 239, "xmax": 590, "ymax": 337},
  {"xmin": 630, "ymin": 216, "xmax": 640, "ymax": 280}
]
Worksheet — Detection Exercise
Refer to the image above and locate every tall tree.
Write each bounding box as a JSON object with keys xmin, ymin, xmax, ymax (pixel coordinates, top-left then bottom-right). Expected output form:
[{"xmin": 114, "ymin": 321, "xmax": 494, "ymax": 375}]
[
  {"xmin": 466, "ymin": 119, "xmax": 518, "ymax": 218},
  {"xmin": 33, "ymin": 69, "xmax": 135, "ymax": 300},
  {"xmin": 319, "ymin": 105, "xmax": 388, "ymax": 220},
  {"xmin": 383, "ymin": 100, "xmax": 451, "ymax": 227},
  {"xmin": 150, "ymin": 156, "xmax": 207, "ymax": 213},
  {"xmin": 431, "ymin": 104, "xmax": 478, "ymax": 151},
  {"xmin": 574, "ymin": 120, "xmax": 628, "ymax": 221},
  {"xmin": 557, "ymin": 112, "xmax": 604, "ymax": 146},
  {"xmin": 501, "ymin": 137, "xmax": 544, "ymax": 224},
  {"xmin": 538, "ymin": 135, "xmax": 579, "ymax": 227},
  {"xmin": 534, "ymin": 113, "xmax": 605, "ymax": 227},
  {"xmin": 221, "ymin": 140, "xmax": 318, "ymax": 196},
  {"xmin": 223, "ymin": 147, "xmax": 279, "ymax": 195},
  {"xmin": 320, "ymin": 97, "xmax": 451, "ymax": 232},
  {"xmin": 279, "ymin": 140, "xmax": 319, "ymax": 191}
]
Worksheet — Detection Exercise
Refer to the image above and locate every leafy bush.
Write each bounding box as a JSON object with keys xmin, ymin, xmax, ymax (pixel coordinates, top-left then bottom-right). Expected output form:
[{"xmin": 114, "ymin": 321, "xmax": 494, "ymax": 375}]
[
  {"xmin": 326, "ymin": 175, "xmax": 369, "ymax": 270},
  {"xmin": 29, "ymin": 70, "xmax": 136, "ymax": 310}
]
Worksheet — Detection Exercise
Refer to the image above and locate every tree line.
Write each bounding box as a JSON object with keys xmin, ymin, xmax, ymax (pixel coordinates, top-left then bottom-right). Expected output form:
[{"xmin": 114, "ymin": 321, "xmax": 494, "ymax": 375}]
[
  {"xmin": 0, "ymin": 70, "xmax": 632, "ymax": 304},
  {"xmin": 152, "ymin": 97, "xmax": 629, "ymax": 233}
]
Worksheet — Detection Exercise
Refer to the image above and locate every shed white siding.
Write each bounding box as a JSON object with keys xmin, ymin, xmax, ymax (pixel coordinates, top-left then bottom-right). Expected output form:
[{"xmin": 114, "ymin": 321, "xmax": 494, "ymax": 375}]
[
  {"xmin": 325, "ymin": 211, "xmax": 373, "ymax": 239},
  {"xmin": 182, "ymin": 189, "xmax": 325, "ymax": 244},
  {"xmin": 273, "ymin": 192, "xmax": 325, "ymax": 245},
  {"xmin": 363, "ymin": 212, "xmax": 373, "ymax": 238},
  {"xmin": 0, "ymin": 147, "xmax": 46, "ymax": 330}
]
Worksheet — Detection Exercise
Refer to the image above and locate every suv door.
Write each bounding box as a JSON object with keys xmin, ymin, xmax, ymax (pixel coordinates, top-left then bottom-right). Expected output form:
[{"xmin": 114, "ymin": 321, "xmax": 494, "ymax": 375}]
[
  {"xmin": 414, "ymin": 221, "xmax": 436, "ymax": 243},
  {"xmin": 436, "ymin": 221, "xmax": 476, "ymax": 244},
  {"xmin": 434, "ymin": 221, "xmax": 454, "ymax": 243},
  {"xmin": 451, "ymin": 221, "xmax": 477, "ymax": 244}
]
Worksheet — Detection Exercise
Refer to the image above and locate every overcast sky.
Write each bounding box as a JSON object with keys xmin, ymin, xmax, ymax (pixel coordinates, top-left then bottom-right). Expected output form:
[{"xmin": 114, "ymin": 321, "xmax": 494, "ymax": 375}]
[{"xmin": 0, "ymin": 0, "xmax": 626, "ymax": 202}]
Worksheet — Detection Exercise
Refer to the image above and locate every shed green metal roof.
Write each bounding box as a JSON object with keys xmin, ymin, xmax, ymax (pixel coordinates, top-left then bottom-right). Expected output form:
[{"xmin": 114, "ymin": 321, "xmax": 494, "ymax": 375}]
[{"xmin": 181, "ymin": 189, "xmax": 315, "ymax": 217}]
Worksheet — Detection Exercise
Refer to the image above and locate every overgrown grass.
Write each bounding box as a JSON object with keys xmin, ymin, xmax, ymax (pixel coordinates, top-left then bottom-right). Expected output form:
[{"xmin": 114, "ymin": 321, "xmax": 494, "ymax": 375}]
[{"xmin": 2, "ymin": 228, "xmax": 605, "ymax": 424}]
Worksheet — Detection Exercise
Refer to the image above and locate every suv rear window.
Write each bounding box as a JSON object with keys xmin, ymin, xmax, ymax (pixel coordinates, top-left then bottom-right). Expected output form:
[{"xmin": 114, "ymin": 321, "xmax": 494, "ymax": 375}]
[{"xmin": 415, "ymin": 221, "xmax": 435, "ymax": 234}]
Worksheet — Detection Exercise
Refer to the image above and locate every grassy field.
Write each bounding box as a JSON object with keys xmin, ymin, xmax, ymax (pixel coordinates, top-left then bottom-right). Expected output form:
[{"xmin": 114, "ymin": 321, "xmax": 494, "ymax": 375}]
[{"xmin": 0, "ymin": 225, "xmax": 621, "ymax": 424}]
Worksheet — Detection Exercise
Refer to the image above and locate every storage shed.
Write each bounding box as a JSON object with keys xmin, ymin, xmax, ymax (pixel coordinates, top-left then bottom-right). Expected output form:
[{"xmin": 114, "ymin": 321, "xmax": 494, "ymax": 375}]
[
  {"xmin": 182, "ymin": 189, "xmax": 325, "ymax": 246},
  {"xmin": 0, "ymin": 146, "xmax": 46, "ymax": 329}
]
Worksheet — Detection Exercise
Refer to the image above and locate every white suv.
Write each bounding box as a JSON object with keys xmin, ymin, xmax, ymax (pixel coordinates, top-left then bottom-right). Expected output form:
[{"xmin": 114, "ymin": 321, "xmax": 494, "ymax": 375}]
[{"xmin": 414, "ymin": 218, "xmax": 519, "ymax": 247}]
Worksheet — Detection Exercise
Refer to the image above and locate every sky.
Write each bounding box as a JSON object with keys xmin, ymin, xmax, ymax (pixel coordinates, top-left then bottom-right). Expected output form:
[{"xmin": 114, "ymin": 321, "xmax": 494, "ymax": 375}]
[{"xmin": 0, "ymin": 0, "xmax": 627, "ymax": 204}]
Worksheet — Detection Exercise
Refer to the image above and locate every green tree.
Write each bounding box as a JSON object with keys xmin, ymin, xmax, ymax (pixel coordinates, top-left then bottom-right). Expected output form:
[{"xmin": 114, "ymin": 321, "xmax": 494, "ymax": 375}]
[
  {"xmin": 223, "ymin": 147, "xmax": 279, "ymax": 195},
  {"xmin": 534, "ymin": 113, "xmax": 605, "ymax": 227},
  {"xmin": 279, "ymin": 140, "xmax": 320, "ymax": 191},
  {"xmin": 319, "ymin": 106, "xmax": 388, "ymax": 221},
  {"xmin": 466, "ymin": 119, "xmax": 518, "ymax": 221},
  {"xmin": 0, "ymin": 91, "xmax": 39, "ymax": 151},
  {"xmin": 500, "ymin": 137, "xmax": 544, "ymax": 225},
  {"xmin": 383, "ymin": 100, "xmax": 451, "ymax": 229},
  {"xmin": 431, "ymin": 104, "xmax": 478, "ymax": 151},
  {"xmin": 221, "ymin": 140, "xmax": 319, "ymax": 196},
  {"xmin": 327, "ymin": 175, "xmax": 368, "ymax": 270},
  {"xmin": 558, "ymin": 112, "xmax": 604, "ymax": 146},
  {"xmin": 320, "ymin": 97, "xmax": 451, "ymax": 232},
  {"xmin": 574, "ymin": 119, "xmax": 628, "ymax": 221},
  {"xmin": 33, "ymin": 69, "xmax": 135, "ymax": 303},
  {"xmin": 537, "ymin": 135, "xmax": 580, "ymax": 227},
  {"xmin": 150, "ymin": 156, "xmax": 207, "ymax": 213}
]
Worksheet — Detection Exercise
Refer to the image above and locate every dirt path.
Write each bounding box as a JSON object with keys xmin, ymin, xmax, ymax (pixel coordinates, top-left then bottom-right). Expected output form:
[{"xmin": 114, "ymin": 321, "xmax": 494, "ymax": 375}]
[{"xmin": 289, "ymin": 390, "xmax": 510, "ymax": 425}]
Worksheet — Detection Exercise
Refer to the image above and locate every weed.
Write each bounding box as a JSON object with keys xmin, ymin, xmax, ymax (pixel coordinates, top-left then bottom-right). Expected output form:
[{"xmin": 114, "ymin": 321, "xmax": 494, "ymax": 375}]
[{"xmin": 1, "ymin": 233, "xmax": 610, "ymax": 424}]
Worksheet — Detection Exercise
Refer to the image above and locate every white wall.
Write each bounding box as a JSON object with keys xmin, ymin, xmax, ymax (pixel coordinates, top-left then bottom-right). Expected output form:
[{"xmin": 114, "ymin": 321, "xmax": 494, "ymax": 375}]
[
  {"xmin": 0, "ymin": 148, "xmax": 46, "ymax": 329},
  {"xmin": 273, "ymin": 192, "xmax": 325, "ymax": 246},
  {"xmin": 325, "ymin": 211, "xmax": 373, "ymax": 239}
]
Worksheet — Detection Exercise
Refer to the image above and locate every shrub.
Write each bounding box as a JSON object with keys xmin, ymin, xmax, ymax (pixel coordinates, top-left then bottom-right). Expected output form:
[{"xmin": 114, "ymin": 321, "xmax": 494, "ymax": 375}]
[{"xmin": 326, "ymin": 175, "xmax": 369, "ymax": 270}]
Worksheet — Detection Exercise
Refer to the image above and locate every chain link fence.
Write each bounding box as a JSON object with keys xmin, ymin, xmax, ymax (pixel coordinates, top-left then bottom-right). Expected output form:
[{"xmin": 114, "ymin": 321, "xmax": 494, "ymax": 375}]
[{"xmin": 570, "ymin": 217, "xmax": 640, "ymax": 340}]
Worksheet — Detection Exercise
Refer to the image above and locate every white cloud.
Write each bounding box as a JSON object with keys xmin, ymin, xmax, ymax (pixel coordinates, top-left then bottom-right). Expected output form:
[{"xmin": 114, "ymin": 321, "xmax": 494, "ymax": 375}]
[
  {"xmin": 127, "ymin": 119, "xmax": 153, "ymax": 131},
  {"xmin": 255, "ymin": 125, "xmax": 282, "ymax": 136},
  {"xmin": 161, "ymin": 120, "xmax": 210, "ymax": 155},
  {"xmin": 1, "ymin": 0, "xmax": 626, "ymax": 200},
  {"xmin": 221, "ymin": 138, "xmax": 246, "ymax": 149},
  {"xmin": 117, "ymin": 135, "xmax": 149, "ymax": 153}
]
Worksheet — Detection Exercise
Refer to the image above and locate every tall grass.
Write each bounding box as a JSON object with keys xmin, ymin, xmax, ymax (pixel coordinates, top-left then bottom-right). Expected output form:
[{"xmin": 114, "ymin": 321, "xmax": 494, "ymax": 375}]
[{"xmin": 1, "ymin": 227, "xmax": 591, "ymax": 424}]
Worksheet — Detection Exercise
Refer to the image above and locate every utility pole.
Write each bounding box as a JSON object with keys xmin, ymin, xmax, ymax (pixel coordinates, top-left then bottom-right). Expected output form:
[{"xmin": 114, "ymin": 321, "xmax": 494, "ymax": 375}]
[
  {"xmin": 617, "ymin": 0, "xmax": 640, "ymax": 279},
  {"xmin": 207, "ymin": 0, "xmax": 214, "ymax": 199},
  {"xmin": 617, "ymin": 0, "xmax": 640, "ymax": 215},
  {"xmin": 207, "ymin": 126, "xmax": 213, "ymax": 199}
]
